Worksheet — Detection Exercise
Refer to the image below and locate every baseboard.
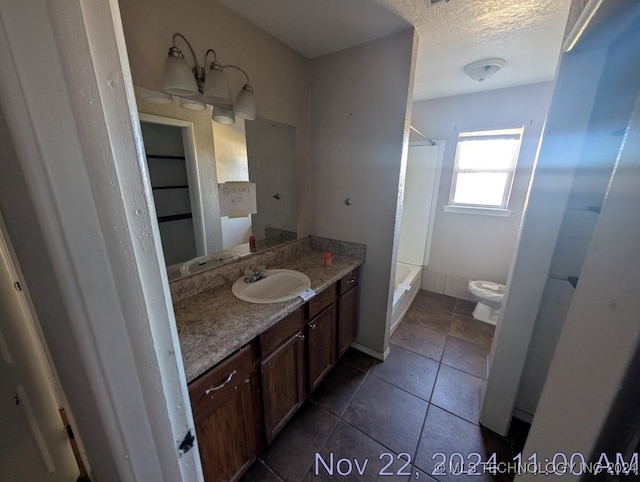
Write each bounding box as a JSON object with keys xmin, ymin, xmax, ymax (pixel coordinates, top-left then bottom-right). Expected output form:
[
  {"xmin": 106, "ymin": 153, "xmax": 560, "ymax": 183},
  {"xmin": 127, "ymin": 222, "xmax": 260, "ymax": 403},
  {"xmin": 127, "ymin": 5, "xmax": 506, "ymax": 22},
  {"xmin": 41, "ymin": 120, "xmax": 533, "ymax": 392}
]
[
  {"xmin": 513, "ymin": 408, "xmax": 534, "ymax": 424},
  {"xmin": 350, "ymin": 342, "xmax": 390, "ymax": 361}
]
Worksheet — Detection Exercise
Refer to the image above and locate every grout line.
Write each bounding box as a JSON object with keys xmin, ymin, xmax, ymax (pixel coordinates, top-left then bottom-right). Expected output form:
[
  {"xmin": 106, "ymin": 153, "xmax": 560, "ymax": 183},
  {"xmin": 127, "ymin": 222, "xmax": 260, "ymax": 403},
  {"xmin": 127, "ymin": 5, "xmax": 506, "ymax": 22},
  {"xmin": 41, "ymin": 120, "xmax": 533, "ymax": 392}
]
[
  {"xmin": 446, "ymin": 331, "xmax": 493, "ymax": 350},
  {"xmin": 439, "ymin": 358, "xmax": 488, "ymax": 381},
  {"xmin": 439, "ymin": 337, "xmax": 490, "ymax": 380},
  {"xmin": 340, "ymin": 354, "xmax": 377, "ymax": 374},
  {"xmin": 388, "ymin": 341, "xmax": 445, "ymax": 365},
  {"xmin": 428, "ymin": 358, "xmax": 444, "ymax": 402},
  {"xmin": 299, "ymin": 370, "xmax": 372, "ymax": 481},
  {"xmin": 334, "ymin": 373, "xmax": 426, "ymax": 464},
  {"xmin": 334, "ymin": 414, "xmax": 422, "ymax": 463},
  {"xmin": 428, "ymin": 401, "xmax": 483, "ymax": 427},
  {"xmin": 429, "ymin": 360, "xmax": 485, "ymax": 427},
  {"xmin": 413, "ymin": 401, "xmax": 435, "ymax": 476},
  {"xmin": 255, "ymin": 458, "xmax": 285, "ymax": 482},
  {"xmin": 298, "ymin": 407, "xmax": 341, "ymax": 482},
  {"xmin": 367, "ymin": 369, "xmax": 434, "ymax": 404},
  {"xmin": 311, "ymin": 367, "xmax": 370, "ymax": 419},
  {"xmin": 260, "ymin": 459, "xmax": 289, "ymax": 482},
  {"xmin": 338, "ymin": 368, "xmax": 370, "ymax": 415}
]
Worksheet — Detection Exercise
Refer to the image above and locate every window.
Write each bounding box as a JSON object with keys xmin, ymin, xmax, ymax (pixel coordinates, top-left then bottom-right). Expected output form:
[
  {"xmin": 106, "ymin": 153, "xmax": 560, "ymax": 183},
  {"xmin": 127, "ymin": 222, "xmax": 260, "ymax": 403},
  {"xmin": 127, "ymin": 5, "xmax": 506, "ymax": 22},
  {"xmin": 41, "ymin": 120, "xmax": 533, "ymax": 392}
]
[{"xmin": 447, "ymin": 128, "xmax": 523, "ymax": 213}]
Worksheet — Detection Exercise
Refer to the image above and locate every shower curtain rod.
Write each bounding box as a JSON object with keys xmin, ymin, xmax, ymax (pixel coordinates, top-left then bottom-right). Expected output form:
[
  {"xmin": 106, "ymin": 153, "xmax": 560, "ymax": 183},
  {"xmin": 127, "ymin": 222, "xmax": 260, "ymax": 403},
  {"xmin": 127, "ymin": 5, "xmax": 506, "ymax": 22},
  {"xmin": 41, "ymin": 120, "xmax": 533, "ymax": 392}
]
[{"xmin": 409, "ymin": 125, "xmax": 436, "ymax": 146}]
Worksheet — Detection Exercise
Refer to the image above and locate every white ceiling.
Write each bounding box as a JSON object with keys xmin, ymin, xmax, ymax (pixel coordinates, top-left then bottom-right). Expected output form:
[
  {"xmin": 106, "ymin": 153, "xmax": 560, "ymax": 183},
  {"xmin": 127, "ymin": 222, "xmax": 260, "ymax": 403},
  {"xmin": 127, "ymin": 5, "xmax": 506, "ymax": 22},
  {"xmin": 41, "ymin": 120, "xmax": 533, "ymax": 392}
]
[{"xmin": 221, "ymin": 0, "xmax": 572, "ymax": 101}]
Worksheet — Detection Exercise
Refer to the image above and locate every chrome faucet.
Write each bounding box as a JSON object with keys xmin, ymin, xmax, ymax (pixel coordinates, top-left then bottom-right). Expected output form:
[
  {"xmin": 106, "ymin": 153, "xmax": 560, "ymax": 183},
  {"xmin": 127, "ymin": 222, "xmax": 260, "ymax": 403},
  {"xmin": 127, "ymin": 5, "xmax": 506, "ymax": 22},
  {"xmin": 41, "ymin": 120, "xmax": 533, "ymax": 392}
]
[{"xmin": 244, "ymin": 265, "xmax": 266, "ymax": 283}]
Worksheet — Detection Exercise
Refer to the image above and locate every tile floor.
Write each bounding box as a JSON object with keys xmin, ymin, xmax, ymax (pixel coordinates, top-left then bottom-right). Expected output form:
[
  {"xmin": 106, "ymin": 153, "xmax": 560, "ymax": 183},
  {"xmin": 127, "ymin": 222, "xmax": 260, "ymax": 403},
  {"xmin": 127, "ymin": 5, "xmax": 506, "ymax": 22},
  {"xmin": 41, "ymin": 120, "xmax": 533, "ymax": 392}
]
[{"xmin": 241, "ymin": 290, "xmax": 529, "ymax": 482}]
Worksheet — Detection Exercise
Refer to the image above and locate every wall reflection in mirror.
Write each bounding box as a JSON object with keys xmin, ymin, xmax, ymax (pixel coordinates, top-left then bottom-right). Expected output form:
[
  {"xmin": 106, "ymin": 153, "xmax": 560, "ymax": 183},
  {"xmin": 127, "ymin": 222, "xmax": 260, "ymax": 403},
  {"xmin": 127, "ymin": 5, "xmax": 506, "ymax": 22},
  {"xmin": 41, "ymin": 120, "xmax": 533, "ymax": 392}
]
[{"xmin": 134, "ymin": 86, "xmax": 297, "ymax": 280}]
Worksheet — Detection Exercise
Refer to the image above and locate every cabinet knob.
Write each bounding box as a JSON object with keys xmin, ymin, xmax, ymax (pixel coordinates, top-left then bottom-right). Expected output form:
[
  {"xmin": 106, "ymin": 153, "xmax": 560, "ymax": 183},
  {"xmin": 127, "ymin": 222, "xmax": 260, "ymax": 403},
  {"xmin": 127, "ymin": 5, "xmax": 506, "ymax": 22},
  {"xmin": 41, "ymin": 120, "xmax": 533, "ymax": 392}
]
[
  {"xmin": 346, "ymin": 278, "xmax": 355, "ymax": 285},
  {"xmin": 204, "ymin": 370, "xmax": 237, "ymax": 395},
  {"xmin": 297, "ymin": 333, "xmax": 305, "ymax": 340},
  {"xmin": 310, "ymin": 323, "xmax": 317, "ymax": 330}
]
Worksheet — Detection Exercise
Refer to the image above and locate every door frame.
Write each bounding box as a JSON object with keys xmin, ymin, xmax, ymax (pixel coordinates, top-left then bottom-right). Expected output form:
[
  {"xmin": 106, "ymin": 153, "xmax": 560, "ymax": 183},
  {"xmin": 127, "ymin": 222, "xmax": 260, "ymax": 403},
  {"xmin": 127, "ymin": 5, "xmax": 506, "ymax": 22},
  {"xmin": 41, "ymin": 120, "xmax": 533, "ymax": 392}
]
[
  {"xmin": 480, "ymin": 0, "xmax": 640, "ymax": 437},
  {"xmin": 139, "ymin": 113, "xmax": 207, "ymax": 257},
  {"xmin": 0, "ymin": 1, "xmax": 202, "ymax": 480},
  {"xmin": 0, "ymin": 212, "xmax": 82, "ymax": 479}
]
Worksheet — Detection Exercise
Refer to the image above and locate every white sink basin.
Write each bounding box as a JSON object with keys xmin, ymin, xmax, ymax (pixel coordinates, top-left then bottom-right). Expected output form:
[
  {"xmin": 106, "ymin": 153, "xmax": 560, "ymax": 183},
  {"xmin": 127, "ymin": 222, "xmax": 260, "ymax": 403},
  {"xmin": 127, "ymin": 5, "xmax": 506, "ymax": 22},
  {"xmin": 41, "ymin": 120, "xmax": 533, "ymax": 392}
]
[
  {"xmin": 232, "ymin": 269, "xmax": 311, "ymax": 304},
  {"xmin": 179, "ymin": 252, "xmax": 239, "ymax": 275}
]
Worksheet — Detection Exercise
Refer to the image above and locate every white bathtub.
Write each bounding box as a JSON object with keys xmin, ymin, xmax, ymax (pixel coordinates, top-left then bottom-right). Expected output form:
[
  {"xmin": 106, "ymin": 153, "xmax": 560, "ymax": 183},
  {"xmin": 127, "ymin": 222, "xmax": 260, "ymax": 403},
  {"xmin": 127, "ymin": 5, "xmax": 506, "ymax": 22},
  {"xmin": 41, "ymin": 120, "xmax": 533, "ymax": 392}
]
[{"xmin": 390, "ymin": 262, "xmax": 422, "ymax": 335}]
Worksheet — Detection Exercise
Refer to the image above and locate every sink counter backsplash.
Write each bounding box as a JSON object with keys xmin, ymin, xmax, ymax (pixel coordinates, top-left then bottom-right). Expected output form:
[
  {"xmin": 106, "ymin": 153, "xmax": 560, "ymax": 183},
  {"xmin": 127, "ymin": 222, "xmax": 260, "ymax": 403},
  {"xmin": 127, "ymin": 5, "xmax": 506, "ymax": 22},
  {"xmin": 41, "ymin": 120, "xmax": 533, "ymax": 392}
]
[{"xmin": 171, "ymin": 236, "xmax": 365, "ymax": 382}]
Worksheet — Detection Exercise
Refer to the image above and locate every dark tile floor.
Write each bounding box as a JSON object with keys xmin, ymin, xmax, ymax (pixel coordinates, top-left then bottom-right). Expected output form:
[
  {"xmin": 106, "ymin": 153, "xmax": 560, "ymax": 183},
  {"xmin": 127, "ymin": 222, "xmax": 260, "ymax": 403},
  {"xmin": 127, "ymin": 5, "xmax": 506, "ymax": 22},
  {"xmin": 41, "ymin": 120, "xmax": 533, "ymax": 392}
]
[{"xmin": 241, "ymin": 290, "xmax": 528, "ymax": 482}]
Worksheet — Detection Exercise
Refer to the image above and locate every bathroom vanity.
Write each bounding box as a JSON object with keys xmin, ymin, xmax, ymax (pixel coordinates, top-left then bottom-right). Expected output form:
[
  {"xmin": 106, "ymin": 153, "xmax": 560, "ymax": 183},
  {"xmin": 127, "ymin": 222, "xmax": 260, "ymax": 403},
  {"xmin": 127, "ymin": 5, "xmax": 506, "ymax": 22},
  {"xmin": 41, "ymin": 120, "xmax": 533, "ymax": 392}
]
[{"xmin": 171, "ymin": 238, "xmax": 363, "ymax": 481}]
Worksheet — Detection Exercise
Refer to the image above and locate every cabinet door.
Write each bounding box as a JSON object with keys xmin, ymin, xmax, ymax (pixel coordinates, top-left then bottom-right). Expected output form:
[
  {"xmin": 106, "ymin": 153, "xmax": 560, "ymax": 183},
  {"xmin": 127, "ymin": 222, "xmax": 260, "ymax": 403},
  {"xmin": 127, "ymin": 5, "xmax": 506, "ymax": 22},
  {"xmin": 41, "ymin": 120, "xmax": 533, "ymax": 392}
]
[
  {"xmin": 260, "ymin": 332, "xmax": 305, "ymax": 443},
  {"xmin": 338, "ymin": 285, "xmax": 358, "ymax": 357},
  {"xmin": 194, "ymin": 372, "xmax": 258, "ymax": 482},
  {"xmin": 307, "ymin": 304, "xmax": 336, "ymax": 392}
]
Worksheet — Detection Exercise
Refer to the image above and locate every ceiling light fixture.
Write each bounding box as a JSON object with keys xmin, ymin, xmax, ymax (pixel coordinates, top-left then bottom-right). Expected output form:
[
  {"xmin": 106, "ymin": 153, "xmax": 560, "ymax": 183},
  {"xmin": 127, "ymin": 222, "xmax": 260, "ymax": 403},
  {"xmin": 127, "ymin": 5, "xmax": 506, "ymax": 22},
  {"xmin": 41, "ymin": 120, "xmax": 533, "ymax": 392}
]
[
  {"xmin": 463, "ymin": 58, "xmax": 505, "ymax": 82},
  {"xmin": 163, "ymin": 33, "xmax": 256, "ymax": 123}
]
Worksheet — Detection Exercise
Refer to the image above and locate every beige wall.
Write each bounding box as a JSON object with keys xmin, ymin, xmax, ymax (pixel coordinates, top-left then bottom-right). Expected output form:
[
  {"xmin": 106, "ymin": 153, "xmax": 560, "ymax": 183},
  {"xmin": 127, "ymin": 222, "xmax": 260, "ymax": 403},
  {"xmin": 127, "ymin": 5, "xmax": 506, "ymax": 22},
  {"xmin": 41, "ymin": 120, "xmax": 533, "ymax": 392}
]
[
  {"xmin": 117, "ymin": 0, "xmax": 312, "ymax": 236},
  {"xmin": 212, "ymin": 121, "xmax": 253, "ymax": 248},
  {"xmin": 310, "ymin": 29, "xmax": 418, "ymax": 356},
  {"xmin": 411, "ymin": 82, "xmax": 554, "ymax": 297}
]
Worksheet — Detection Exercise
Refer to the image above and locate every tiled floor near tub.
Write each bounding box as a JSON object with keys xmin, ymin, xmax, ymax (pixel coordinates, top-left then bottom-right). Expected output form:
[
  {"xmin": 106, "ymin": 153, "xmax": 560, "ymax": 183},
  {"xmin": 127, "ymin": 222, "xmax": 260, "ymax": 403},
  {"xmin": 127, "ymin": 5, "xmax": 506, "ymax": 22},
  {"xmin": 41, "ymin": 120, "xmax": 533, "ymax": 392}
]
[{"xmin": 241, "ymin": 290, "xmax": 529, "ymax": 482}]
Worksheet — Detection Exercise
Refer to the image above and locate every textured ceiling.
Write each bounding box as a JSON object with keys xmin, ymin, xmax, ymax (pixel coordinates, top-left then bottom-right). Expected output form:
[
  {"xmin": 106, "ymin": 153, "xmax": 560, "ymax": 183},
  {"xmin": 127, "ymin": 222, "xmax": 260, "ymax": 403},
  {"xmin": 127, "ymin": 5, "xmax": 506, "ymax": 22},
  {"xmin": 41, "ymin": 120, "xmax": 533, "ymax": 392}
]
[
  {"xmin": 221, "ymin": 0, "xmax": 572, "ymax": 100},
  {"xmin": 406, "ymin": 0, "xmax": 573, "ymax": 100}
]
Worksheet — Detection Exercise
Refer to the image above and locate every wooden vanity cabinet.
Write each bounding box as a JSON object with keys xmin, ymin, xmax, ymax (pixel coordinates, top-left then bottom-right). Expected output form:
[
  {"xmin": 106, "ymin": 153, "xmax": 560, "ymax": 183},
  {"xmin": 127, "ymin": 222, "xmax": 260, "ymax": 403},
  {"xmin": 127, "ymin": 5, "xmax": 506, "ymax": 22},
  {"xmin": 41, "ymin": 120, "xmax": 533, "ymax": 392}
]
[
  {"xmin": 337, "ymin": 269, "xmax": 359, "ymax": 357},
  {"xmin": 306, "ymin": 284, "xmax": 337, "ymax": 393},
  {"xmin": 187, "ymin": 269, "xmax": 360, "ymax": 480},
  {"xmin": 189, "ymin": 342, "xmax": 259, "ymax": 482},
  {"xmin": 259, "ymin": 307, "xmax": 305, "ymax": 443}
]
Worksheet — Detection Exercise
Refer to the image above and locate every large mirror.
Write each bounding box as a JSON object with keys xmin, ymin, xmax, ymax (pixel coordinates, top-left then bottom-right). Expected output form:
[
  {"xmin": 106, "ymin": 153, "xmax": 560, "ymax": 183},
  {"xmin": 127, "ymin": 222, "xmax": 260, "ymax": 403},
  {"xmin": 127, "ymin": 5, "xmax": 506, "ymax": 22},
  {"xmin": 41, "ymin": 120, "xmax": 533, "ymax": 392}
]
[{"xmin": 134, "ymin": 86, "xmax": 297, "ymax": 280}]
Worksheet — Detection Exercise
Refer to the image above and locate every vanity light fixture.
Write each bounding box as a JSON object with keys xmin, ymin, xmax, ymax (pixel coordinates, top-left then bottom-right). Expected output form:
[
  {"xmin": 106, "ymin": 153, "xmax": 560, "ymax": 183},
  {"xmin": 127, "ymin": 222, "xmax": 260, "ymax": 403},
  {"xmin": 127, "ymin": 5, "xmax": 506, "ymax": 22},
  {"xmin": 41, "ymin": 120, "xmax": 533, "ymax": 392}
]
[
  {"xmin": 140, "ymin": 87, "xmax": 172, "ymax": 105},
  {"xmin": 463, "ymin": 58, "xmax": 505, "ymax": 82},
  {"xmin": 212, "ymin": 105, "xmax": 235, "ymax": 125},
  {"xmin": 179, "ymin": 97, "xmax": 207, "ymax": 111},
  {"xmin": 163, "ymin": 32, "xmax": 256, "ymax": 123}
]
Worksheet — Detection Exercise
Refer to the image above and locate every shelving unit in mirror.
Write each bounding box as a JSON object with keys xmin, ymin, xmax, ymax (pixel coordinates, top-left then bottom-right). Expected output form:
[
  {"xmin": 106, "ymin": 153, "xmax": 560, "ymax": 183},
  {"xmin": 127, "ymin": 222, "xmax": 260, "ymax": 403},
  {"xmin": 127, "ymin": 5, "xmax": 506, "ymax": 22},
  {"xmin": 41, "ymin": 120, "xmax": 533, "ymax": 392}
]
[{"xmin": 134, "ymin": 85, "xmax": 300, "ymax": 281}]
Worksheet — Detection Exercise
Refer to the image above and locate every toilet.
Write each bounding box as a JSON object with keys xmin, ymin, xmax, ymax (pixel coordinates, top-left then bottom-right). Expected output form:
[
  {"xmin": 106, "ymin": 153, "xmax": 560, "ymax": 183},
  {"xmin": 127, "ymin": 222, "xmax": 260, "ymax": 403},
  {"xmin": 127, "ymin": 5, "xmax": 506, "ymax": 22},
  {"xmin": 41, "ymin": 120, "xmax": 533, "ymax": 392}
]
[{"xmin": 468, "ymin": 280, "xmax": 506, "ymax": 324}]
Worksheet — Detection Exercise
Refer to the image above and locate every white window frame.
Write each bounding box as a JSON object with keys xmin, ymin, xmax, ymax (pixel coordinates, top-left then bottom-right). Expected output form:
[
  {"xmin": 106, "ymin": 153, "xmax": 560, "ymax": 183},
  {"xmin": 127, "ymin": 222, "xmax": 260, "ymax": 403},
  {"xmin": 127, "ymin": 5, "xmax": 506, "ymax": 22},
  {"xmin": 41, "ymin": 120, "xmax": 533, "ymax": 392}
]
[{"xmin": 445, "ymin": 127, "xmax": 524, "ymax": 216}]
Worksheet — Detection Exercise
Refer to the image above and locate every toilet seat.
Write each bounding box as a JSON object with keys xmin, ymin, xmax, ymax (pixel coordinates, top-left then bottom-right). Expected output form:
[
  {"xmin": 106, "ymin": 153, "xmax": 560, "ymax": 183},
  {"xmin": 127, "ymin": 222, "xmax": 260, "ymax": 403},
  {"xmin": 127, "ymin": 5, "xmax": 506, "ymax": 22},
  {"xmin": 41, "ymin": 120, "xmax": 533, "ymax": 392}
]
[{"xmin": 468, "ymin": 280, "xmax": 505, "ymax": 303}]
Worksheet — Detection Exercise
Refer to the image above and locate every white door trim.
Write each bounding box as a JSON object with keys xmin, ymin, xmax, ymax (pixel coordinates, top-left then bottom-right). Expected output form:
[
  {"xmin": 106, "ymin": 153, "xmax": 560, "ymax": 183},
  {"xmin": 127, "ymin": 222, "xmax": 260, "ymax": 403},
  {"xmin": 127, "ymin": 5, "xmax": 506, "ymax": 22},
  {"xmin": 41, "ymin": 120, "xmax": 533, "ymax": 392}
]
[
  {"xmin": 0, "ymin": 1, "xmax": 202, "ymax": 480},
  {"xmin": 0, "ymin": 213, "xmax": 80, "ymax": 479},
  {"xmin": 480, "ymin": 0, "xmax": 639, "ymax": 436},
  {"xmin": 519, "ymin": 82, "xmax": 640, "ymax": 480}
]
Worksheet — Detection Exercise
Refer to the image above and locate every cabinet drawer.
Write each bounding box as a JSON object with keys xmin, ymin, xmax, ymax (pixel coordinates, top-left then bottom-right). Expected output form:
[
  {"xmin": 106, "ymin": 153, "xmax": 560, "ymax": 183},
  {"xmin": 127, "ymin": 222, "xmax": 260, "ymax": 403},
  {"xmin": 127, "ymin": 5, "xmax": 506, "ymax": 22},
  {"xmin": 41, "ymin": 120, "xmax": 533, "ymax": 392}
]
[
  {"xmin": 308, "ymin": 283, "xmax": 337, "ymax": 319},
  {"xmin": 189, "ymin": 342, "xmax": 256, "ymax": 418},
  {"xmin": 260, "ymin": 307, "xmax": 304, "ymax": 357},
  {"xmin": 339, "ymin": 269, "xmax": 359, "ymax": 296}
]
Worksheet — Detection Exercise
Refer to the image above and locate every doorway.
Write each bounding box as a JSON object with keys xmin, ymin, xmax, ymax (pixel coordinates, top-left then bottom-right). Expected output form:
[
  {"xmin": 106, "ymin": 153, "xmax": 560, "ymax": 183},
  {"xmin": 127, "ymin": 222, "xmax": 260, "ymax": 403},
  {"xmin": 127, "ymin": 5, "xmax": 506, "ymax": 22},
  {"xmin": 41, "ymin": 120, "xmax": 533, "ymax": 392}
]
[
  {"xmin": 0, "ymin": 215, "xmax": 82, "ymax": 481},
  {"xmin": 138, "ymin": 114, "xmax": 206, "ymax": 267}
]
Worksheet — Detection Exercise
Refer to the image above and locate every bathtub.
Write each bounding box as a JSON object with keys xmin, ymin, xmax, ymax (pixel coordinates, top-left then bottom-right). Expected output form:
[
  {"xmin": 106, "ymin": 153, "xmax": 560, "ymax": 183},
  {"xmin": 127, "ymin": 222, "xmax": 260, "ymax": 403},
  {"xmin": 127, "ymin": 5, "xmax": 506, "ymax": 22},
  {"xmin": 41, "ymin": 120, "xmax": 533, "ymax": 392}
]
[{"xmin": 390, "ymin": 262, "xmax": 422, "ymax": 335}]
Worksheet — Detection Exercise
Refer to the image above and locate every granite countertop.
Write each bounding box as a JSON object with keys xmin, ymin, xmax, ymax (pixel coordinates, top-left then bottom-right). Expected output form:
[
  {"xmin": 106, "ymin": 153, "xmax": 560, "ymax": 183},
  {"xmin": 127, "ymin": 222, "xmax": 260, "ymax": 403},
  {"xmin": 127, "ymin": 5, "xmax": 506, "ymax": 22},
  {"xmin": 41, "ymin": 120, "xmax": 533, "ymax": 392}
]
[{"xmin": 173, "ymin": 247, "xmax": 363, "ymax": 383}]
